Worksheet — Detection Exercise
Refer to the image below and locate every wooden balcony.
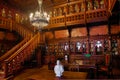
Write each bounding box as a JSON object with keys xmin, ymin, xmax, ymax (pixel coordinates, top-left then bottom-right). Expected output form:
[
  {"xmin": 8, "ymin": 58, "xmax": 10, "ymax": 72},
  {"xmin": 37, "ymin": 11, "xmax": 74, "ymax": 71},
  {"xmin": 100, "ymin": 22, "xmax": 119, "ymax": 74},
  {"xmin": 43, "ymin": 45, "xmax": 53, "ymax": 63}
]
[
  {"xmin": 44, "ymin": 0, "xmax": 117, "ymax": 29},
  {"xmin": 46, "ymin": 9, "xmax": 108, "ymax": 29}
]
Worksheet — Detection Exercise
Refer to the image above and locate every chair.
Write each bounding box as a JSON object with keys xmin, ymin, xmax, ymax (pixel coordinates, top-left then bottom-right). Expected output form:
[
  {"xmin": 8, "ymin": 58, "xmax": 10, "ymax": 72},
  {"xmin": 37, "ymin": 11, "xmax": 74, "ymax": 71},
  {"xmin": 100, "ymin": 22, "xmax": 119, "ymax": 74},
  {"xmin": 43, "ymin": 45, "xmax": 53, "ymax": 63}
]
[
  {"xmin": 96, "ymin": 62, "xmax": 113, "ymax": 79},
  {"xmin": 69, "ymin": 64, "xmax": 79, "ymax": 72}
]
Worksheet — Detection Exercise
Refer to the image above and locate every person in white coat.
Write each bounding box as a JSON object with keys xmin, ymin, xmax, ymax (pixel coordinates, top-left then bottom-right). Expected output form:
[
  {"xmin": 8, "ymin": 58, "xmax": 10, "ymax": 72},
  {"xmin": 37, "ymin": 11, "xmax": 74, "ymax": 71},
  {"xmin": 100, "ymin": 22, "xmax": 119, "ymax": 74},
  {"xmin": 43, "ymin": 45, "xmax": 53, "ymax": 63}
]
[{"xmin": 54, "ymin": 60, "xmax": 64, "ymax": 78}]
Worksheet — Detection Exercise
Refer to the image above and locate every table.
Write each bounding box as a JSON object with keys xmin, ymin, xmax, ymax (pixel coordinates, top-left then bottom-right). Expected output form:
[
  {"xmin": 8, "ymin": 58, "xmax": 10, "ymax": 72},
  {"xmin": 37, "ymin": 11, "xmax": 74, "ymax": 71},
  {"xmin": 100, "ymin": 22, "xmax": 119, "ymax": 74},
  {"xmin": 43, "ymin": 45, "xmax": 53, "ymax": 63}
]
[
  {"xmin": 62, "ymin": 71, "xmax": 87, "ymax": 79},
  {"xmin": 68, "ymin": 64, "xmax": 96, "ymax": 72}
]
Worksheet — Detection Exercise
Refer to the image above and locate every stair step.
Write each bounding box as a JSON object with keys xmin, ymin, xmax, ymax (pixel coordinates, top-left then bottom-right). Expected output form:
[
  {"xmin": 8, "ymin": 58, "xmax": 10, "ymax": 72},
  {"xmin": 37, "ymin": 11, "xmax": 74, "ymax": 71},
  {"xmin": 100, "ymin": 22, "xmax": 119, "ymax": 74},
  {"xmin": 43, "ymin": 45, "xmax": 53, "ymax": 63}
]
[
  {"xmin": 0, "ymin": 70, "xmax": 5, "ymax": 78},
  {"xmin": 0, "ymin": 70, "xmax": 14, "ymax": 80}
]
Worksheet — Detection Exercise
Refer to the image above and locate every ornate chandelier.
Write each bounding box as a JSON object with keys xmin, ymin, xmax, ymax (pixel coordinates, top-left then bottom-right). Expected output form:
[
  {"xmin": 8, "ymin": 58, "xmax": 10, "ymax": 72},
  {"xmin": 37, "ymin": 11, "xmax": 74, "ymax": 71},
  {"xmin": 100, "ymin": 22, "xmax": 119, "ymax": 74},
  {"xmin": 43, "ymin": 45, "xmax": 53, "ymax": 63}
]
[{"xmin": 29, "ymin": 0, "xmax": 50, "ymax": 30}]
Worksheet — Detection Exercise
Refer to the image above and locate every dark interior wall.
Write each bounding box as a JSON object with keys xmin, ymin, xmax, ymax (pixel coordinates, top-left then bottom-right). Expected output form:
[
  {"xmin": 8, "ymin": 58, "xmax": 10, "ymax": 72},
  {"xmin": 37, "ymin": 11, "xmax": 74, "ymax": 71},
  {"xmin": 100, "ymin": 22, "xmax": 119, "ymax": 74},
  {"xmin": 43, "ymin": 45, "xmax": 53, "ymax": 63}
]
[
  {"xmin": 0, "ymin": 3, "xmax": 27, "ymax": 23},
  {"xmin": 0, "ymin": 31, "xmax": 17, "ymax": 41},
  {"xmin": 89, "ymin": 25, "xmax": 108, "ymax": 35},
  {"xmin": 44, "ymin": 25, "xmax": 107, "ymax": 40},
  {"xmin": 111, "ymin": 25, "xmax": 120, "ymax": 34}
]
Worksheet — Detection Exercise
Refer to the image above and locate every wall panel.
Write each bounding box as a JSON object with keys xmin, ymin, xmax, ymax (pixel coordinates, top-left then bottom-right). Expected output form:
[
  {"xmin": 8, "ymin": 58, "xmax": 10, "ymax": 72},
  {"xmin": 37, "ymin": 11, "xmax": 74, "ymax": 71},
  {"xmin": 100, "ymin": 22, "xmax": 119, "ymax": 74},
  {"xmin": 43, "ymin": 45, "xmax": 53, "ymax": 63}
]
[
  {"xmin": 111, "ymin": 25, "xmax": 120, "ymax": 34},
  {"xmin": 71, "ymin": 27, "xmax": 87, "ymax": 37},
  {"xmin": 55, "ymin": 30, "xmax": 68, "ymax": 39},
  {"xmin": 45, "ymin": 32, "xmax": 54, "ymax": 40},
  {"xmin": 0, "ymin": 32, "xmax": 5, "ymax": 40},
  {"xmin": 90, "ymin": 25, "xmax": 108, "ymax": 35}
]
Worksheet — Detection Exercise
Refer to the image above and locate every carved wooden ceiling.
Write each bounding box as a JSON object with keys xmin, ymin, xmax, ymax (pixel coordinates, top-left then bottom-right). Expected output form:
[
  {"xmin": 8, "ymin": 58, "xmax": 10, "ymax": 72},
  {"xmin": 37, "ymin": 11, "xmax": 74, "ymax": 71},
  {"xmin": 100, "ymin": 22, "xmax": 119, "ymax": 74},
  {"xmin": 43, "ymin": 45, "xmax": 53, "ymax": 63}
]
[{"xmin": 2, "ymin": 0, "xmax": 79, "ymax": 14}]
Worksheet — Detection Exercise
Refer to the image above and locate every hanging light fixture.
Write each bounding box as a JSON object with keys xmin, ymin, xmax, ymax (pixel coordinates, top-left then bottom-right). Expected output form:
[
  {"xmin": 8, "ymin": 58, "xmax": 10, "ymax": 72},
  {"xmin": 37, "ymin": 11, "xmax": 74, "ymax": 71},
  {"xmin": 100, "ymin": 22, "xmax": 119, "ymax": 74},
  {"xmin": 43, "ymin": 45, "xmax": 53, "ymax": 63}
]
[{"xmin": 29, "ymin": 0, "xmax": 50, "ymax": 30}]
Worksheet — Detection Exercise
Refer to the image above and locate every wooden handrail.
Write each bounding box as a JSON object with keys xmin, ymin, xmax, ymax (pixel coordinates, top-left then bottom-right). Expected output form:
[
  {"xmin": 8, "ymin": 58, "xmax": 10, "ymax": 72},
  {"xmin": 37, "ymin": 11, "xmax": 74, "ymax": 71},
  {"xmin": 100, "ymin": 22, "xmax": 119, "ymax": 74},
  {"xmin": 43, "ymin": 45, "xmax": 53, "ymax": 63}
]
[
  {"xmin": 47, "ymin": 9, "xmax": 108, "ymax": 28},
  {"xmin": 0, "ymin": 17, "xmax": 34, "ymax": 38},
  {"xmin": 0, "ymin": 16, "xmax": 45, "ymax": 78},
  {"xmin": 0, "ymin": 37, "xmax": 29, "ymax": 63},
  {"xmin": 0, "ymin": 17, "xmax": 38, "ymax": 78},
  {"xmin": 5, "ymin": 33, "xmax": 40, "ymax": 61},
  {"xmin": 0, "ymin": 17, "xmax": 34, "ymax": 64},
  {"xmin": 3, "ymin": 33, "xmax": 41, "ymax": 77}
]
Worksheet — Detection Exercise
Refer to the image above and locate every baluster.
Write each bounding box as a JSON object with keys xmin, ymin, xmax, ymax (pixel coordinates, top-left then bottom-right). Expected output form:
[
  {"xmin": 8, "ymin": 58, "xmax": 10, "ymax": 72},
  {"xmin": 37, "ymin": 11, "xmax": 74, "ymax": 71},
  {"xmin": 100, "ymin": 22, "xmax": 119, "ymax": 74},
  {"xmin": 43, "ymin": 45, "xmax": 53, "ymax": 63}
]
[
  {"xmin": 75, "ymin": 4, "xmax": 80, "ymax": 13},
  {"xmin": 59, "ymin": 7, "xmax": 62, "ymax": 16},
  {"xmin": 87, "ymin": 1, "xmax": 93, "ymax": 11},
  {"xmin": 49, "ymin": 11, "xmax": 52, "ymax": 18},
  {"xmin": 69, "ymin": 5, "xmax": 74, "ymax": 14},
  {"xmin": 12, "ymin": 59, "xmax": 16, "ymax": 72},
  {"xmin": 63, "ymin": 6, "xmax": 68, "ymax": 14},
  {"xmin": 81, "ymin": 2, "xmax": 85, "ymax": 12},
  {"xmin": 94, "ymin": 0, "xmax": 99, "ymax": 10},
  {"xmin": 8, "ymin": 11, "xmax": 12, "ymax": 19},
  {"xmin": 53, "ymin": 9, "xmax": 56, "ymax": 17},
  {"xmin": 16, "ymin": 56, "xmax": 20, "ymax": 69},
  {"xmin": 100, "ymin": 0, "xmax": 105, "ymax": 9},
  {"xmin": 2, "ymin": 8, "xmax": 6, "ymax": 17}
]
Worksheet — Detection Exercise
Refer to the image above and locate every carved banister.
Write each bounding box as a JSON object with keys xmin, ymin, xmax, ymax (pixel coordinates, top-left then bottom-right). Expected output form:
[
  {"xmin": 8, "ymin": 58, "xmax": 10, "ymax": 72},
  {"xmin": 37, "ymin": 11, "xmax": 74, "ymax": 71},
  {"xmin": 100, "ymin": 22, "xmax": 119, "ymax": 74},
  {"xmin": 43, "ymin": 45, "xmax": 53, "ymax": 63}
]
[
  {"xmin": 3, "ymin": 32, "xmax": 42, "ymax": 77},
  {"xmin": 86, "ymin": 9, "xmax": 108, "ymax": 23},
  {"xmin": 0, "ymin": 17, "xmax": 34, "ymax": 38},
  {"xmin": 12, "ymin": 22, "xmax": 34, "ymax": 38},
  {"xmin": 0, "ymin": 10, "xmax": 44, "ymax": 79},
  {"xmin": 0, "ymin": 17, "xmax": 34, "ymax": 63},
  {"xmin": 66, "ymin": 12, "xmax": 85, "ymax": 25},
  {"xmin": 5, "ymin": 34, "xmax": 38, "ymax": 61},
  {"xmin": 48, "ymin": 8, "xmax": 108, "ymax": 28},
  {"xmin": 0, "ymin": 37, "xmax": 29, "ymax": 63},
  {"xmin": 0, "ymin": 17, "xmax": 38, "ymax": 78},
  {"xmin": 0, "ymin": 18, "xmax": 12, "ymax": 30}
]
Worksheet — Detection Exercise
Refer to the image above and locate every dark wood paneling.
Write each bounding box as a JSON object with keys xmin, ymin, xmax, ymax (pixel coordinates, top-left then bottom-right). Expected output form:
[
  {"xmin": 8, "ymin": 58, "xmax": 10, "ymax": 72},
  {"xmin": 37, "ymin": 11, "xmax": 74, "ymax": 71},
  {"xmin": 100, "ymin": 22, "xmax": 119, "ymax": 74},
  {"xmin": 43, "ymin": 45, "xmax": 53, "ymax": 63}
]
[
  {"xmin": 90, "ymin": 25, "xmax": 108, "ymax": 36},
  {"xmin": 45, "ymin": 32, "xmax": 54, "ymax": 40},
  {"xmin": 71, "ymin": 27, "xmax": 87, "ymax": 37},
  {"xmin": 55, "ymin": 30, "xmax": 69, "ymax": 39},
  {"xmin": 111, "ymin": 25, "xmax": 120, "ymax": 34}
]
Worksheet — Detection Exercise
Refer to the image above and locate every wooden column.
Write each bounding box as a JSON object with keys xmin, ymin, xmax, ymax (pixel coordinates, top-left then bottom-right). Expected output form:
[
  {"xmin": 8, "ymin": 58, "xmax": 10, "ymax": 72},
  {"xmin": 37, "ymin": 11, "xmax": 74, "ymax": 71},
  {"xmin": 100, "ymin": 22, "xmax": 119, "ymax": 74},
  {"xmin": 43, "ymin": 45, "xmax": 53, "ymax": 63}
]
[
  {"xmin": 86, "ymin": 24, "xmax": 90, "ymax": 54},
  {"xmin": 52, "ymin": 30, "xmax": 55, "ymax": 39},
  {"xmin": 84, "ymin": 0, "xmax": 87, "ymax": 25},
  {"xmin": 67, "ymin": 27, "xmax": 72, "ymax": 63},
  {"xmin": 85, "ymin": 0, "xmax": 90, "ymax": 54},
  {"xmin": 108, "ymin": 17, "xmax": 111, "ymax": 35},
  {"xmin": 36, "ymin": 46, "xmax": 42, "ymax": 67},
  {"xmin": 68, "ymin": 27, "xmax": 72, "ymax": 38}
]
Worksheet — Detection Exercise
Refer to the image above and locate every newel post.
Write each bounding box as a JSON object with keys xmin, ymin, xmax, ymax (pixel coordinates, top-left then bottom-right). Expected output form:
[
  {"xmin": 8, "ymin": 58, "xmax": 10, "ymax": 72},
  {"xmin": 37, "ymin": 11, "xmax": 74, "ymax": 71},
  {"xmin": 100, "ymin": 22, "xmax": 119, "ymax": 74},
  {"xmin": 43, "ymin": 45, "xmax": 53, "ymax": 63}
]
[{"xmin": 3, "ymin": 60, "xmax": 8, "ymax": 78}]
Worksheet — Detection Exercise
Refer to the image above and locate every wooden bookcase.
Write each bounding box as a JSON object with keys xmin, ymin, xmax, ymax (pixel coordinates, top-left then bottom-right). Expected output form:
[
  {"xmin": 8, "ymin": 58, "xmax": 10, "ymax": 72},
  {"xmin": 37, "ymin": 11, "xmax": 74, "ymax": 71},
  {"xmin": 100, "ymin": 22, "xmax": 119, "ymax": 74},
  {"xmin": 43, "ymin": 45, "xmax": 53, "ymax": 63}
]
[{"xmin": 44, "ymin": 35, "xmax": 120, "ymax": 66}]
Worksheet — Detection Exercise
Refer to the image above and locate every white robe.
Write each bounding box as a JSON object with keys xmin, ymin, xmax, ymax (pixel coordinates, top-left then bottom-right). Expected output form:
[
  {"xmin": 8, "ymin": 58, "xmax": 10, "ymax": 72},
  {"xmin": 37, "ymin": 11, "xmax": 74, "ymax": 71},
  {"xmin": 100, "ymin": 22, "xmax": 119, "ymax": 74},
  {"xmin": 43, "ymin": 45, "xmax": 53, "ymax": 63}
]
[{"xmin": 54, "ymin": 60, "xmax": 64, "ymax": 77}]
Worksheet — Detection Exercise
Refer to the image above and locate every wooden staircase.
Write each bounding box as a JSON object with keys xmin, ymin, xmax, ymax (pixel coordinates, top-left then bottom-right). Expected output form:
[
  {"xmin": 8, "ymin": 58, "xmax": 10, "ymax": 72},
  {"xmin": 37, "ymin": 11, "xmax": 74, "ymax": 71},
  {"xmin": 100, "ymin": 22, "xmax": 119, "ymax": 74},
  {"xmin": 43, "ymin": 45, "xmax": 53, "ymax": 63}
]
[{"xmin": 0, "ymin": 17, "xmax": 45, "ymax": 79}]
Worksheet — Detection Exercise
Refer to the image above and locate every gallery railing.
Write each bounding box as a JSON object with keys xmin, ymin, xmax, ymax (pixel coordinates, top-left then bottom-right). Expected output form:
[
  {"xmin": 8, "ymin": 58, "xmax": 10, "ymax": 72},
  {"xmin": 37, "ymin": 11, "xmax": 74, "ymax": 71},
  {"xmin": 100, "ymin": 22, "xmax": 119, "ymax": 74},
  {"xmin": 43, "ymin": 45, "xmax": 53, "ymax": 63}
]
[{"xmin": 46, "ymin": 0, "xmax": 116, "ymax": 28}]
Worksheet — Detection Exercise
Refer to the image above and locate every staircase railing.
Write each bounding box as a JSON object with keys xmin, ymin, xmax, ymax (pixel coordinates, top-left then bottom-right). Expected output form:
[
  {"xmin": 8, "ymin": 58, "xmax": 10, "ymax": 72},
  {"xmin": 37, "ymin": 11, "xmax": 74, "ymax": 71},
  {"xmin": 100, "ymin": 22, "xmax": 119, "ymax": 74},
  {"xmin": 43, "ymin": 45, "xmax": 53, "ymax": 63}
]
[
  {"xmin": 0, "ymin": 17, "xmax": 34, "ymax": 64},
  {"xmin": 0, "ymin": 17, "xmax": 44, "ymax": 78},
  {"xmin": 0, "ymin": 37, "xmax": 29, "ymax": 63},
  {"xmin": 0, "ymin": 17, "xmax": 34, "ymax": 38},
  {"xmin": 3, "ymin": 32, "xmax": 41, "ymax": 77}
]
